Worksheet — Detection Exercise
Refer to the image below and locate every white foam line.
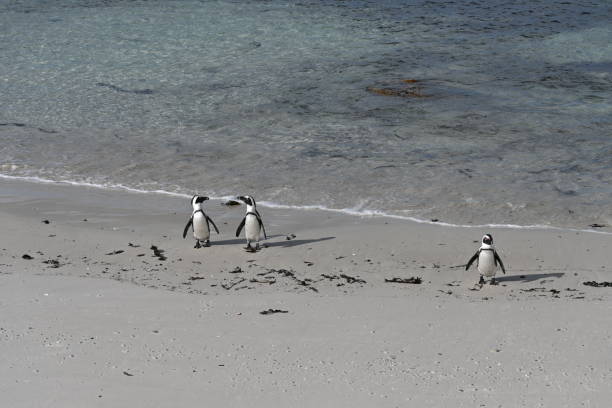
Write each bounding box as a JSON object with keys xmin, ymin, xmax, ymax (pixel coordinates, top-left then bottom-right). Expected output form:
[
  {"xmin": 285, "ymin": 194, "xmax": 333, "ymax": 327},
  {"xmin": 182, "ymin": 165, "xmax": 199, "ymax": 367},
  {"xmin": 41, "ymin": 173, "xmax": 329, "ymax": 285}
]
[
  {"xmin": 0, "ymin": 173, "xmax": 191, "ymax": 199},
  {"xmin": 2, "ymin": 173, "xmax": 610, "ymax": 235},
  {"xmin": 259, "ymin": 203, "xmax": 612, "ymax": 235}
]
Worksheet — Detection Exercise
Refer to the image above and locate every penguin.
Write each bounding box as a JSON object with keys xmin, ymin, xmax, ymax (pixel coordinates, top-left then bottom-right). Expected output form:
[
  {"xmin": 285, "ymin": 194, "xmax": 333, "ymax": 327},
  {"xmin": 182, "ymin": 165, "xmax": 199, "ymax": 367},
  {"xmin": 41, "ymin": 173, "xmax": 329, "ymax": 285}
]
[
  {"xmin": 465, "ymin": 233, "xmax": 506, "ymax": 285},
  {"xmin": 182, "ymin": 195, "xmax": 219, "ymax": 248},
  {"xmin": 235, "ymin": 195, "xmax": 267, "ymax": 252}
]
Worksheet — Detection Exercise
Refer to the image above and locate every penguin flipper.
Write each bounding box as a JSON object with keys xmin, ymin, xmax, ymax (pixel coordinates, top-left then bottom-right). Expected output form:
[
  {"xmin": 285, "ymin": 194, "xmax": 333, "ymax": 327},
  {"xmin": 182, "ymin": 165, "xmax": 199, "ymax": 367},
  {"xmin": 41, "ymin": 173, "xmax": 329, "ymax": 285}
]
[
  {"xmin": 235, "ymin": 217, "xmax": 246, "ymax": 237},
  {"xmin": 258, "ymin": 217, "xmax": 267, "ymax": 240},
  {"xmin": 254, "ymin": 210, "xmax": 267, "ymax": 239},
  {"xmin": 182, "ymin": 217, "xmax": 193, "ymax": 239},
  {"xmin": 207, "ymin": 216, "xmax": 220, "ymax": 234},
  {"xmin": 465, "ymin": 251, "xmax": 479, "ymax": 270},
  {"xmin": 494, "ymin": 251, "xmax": 506, "ymax": 274}
]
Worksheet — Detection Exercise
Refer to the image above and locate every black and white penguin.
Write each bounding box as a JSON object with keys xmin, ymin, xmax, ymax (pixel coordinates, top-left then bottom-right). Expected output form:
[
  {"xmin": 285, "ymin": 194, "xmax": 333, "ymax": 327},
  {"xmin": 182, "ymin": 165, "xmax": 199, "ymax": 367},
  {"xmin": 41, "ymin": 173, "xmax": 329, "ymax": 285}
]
[
  {"xmin": 465, "ymin": 233, "xmax": 506, "ymax": 285},
  {"xmin": 182, "ymin": 195, "xmax": 219, "ymax": 248},
  {"xmin": 235, "ymin": 195, "xmax": 267, "ymax": 252}
]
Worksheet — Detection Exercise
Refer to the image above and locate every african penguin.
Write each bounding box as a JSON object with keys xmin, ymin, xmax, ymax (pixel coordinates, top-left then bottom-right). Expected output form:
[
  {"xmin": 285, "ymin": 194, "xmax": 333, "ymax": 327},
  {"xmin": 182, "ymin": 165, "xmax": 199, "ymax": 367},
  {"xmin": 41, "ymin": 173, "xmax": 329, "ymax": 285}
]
[
  {"xmin": 465, "ymin": 233, "xmax": 506, "ymax": 285},
  {"xmin": 182, "ymin": 195, "xmax": 219, "ymax": 248},
  {"xmin": 235, "ymin": 195, "xmax": 267, "ymax": 252}
]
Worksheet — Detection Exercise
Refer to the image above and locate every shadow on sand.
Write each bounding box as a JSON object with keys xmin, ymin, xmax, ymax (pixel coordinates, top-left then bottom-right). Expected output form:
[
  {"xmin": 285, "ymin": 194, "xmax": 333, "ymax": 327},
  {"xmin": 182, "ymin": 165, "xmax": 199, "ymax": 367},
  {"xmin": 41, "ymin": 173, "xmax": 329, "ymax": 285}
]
[
  {"xmin": 496, "ymin": 272, "xmax": 565, "ymax": 283},
  {"xmin": 211, "ymin": 238, "xmax": 246, "ymax": 246},
  {"xmin": 265, "ymin": 236, "xmax": 335, "ymax": 248},
  {"xmin": 212, "ymin": 236, "xmax": 335, "ymax": 248}
]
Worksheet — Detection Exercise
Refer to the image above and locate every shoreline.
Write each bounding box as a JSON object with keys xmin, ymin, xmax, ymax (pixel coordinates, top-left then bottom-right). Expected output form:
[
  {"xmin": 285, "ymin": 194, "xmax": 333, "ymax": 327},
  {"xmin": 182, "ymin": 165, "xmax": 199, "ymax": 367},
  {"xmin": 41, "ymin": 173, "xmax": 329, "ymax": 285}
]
[
  {"xmin": 1, "ymin": 173, "xmax": 610, "ymax": 235},
  {"xmin": 2, "ymin": 177, "xmax": 612, "ymax": 407}
]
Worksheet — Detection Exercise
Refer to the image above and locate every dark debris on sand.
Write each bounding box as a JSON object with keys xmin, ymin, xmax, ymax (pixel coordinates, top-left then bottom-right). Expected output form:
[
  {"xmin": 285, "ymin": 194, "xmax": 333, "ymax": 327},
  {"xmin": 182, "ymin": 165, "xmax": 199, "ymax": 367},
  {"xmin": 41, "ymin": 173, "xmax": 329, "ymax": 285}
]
[
  {"xmin": 150, "ymin": 245, "xmax": 167, "ymax": 261},
  {"xmin": 265, "ymin": 268, "xmax": 319, "ymax": 292},
  {"xmin": 249, "ymin": 277, "xmax": 276, "ymax": 285},
  {"xmin": 339, "ymin": 274, "xmax": 366, "ymax": 284},
  {"xmin": 22, "ymin": 254, "xmax": 34, "ymax": 260},
  {"xmin": 583, "ymin": 281, "xmax": 612, "ymax": 287},
  {"xmin": 105, "ymin": 250, "xmax": 124, "ymax": 255},
  {"xmin": 260, "ymin": 309, "xmax": 288, "ymax": 315},
  {"xmin": 43, "ymin": 259, "xmax": 61, "ymax": 268},
  {"xmin": 519, "ymin": 287, "xmax": 565, "ymax": 297},
  {"xmin": 385, "ymin": 277, "xmax": 422, "ymax": 284},
  {"xmin": 320, "ymin": 273, "xmax": 366, "ymax": 285},
  {"xmin": 221, "ymin": 278, "xmax": 246, "ymax": 290}
]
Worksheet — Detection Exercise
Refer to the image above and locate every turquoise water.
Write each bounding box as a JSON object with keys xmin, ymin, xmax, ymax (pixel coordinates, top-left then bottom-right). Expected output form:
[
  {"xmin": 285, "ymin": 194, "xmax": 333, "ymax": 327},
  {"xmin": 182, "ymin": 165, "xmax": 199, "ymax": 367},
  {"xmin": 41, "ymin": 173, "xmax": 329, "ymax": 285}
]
[{"xmin": 1, "ymin": 0, "xmax": 611, "ymax": 228}]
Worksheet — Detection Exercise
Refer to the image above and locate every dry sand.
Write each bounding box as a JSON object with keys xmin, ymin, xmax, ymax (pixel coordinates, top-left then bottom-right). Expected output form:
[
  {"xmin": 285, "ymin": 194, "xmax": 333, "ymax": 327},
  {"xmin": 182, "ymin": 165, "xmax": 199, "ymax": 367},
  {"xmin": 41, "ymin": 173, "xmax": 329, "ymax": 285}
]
[{"xmin": 1, "ymin": 178, "xmax": 611, "ymax": 407}]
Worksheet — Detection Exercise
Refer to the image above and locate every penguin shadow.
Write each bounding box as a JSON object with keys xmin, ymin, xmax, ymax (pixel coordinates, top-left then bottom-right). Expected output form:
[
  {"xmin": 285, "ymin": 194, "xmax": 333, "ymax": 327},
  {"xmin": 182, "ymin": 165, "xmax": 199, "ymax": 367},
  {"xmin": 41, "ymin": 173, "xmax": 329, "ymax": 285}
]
[
  {"xmin": 495, "ymin": 272, "xmax": 565, "ymax": 283},
  {"xmin": 210, "ymin": 234, "xmax": 295, "ymax": 247},
  {"xmin": 265, "ymin": 236, "xmax": 335, "ymax": 248},
  {"xmin": 211, "ymin": 238, "xmax": 248, "ymax": 246},
  {"xmin": 211, "ymin": 236, "xmax": 335, "ymax": 248}
]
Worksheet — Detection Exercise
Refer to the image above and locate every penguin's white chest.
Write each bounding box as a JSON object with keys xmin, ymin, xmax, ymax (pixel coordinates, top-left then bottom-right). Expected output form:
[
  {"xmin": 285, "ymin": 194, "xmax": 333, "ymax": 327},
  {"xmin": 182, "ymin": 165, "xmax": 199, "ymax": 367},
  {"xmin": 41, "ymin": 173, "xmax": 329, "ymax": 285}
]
[
  {"xmin": 192, "ymin": 212, "xmax": 210, "ymax": 240},
  {"xmin": 245, "ymin": 214, "xmax": 260, "ymax": 241},
  {"xmin": 478, "ymin": 250, "xmax": 497, "ymax": 277}
]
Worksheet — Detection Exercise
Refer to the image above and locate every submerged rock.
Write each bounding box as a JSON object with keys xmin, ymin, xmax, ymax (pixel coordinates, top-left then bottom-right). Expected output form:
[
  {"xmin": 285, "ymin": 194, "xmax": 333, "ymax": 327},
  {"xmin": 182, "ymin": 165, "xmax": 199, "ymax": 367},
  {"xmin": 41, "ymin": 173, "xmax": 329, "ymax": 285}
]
[{"xmin": 367, "ymin": 79, "xmax": 429, "ymax": 98}]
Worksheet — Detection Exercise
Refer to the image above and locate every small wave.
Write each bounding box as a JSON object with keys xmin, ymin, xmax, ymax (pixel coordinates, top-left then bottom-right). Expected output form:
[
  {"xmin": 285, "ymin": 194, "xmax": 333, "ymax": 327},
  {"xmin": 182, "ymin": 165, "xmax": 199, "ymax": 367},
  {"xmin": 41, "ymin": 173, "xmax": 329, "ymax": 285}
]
[
  {"xmin": 259, "ymin": 202, "xmax": 612, "ymax": 235},
  {"xmin": 1, "ymin": 172, "xmax": 610, "ymax": 235},
  {"xmin": 0, "ymin": 173, "xmax": 191, "ymax": 199}
]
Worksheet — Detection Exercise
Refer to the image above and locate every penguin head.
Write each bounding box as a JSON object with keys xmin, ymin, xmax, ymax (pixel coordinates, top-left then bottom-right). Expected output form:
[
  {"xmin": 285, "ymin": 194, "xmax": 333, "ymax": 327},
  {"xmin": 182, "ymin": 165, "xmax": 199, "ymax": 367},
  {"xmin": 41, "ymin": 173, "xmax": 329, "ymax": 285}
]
[
  {"xmin": 237, "ymin": 195, "xmax": 256, "ymax": 208},
  {"xmin": 191, "ymin": 195, "xmax": 209, "ymax": 208},
  {"xmin": 482, "ymin": 234, "xmax": 493, "ymax": 246}
]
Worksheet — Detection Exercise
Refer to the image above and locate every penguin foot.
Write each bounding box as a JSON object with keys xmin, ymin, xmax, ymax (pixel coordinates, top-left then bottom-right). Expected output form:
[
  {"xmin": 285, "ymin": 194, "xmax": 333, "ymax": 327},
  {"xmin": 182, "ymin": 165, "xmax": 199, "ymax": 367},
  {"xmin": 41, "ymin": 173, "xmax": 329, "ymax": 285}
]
[
  {"xmin": 194, "ymin": 241, "xmax": 201, "ymax": 249},
  {"xmin": 490, "ymin": 278, "xmax": 498, "ymax": 285},
  {"xmin": 204, "ymin": 240, "xmax": 211, "ymax": 247},
  {"xmin": 255, "ymin": 243, "xmax": 261, "ymax": 251},
  {"xmin": 478, "ymin": 276, "xmax": 485, "ymax": 285}
]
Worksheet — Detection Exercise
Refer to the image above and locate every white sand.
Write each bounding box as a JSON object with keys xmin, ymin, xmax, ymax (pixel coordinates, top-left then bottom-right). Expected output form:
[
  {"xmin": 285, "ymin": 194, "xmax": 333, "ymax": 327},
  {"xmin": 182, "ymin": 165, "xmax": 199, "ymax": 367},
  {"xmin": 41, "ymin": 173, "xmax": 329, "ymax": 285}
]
[{"xmin": 1, "ymin": 178, "xmax": 611, "ymax": 407}]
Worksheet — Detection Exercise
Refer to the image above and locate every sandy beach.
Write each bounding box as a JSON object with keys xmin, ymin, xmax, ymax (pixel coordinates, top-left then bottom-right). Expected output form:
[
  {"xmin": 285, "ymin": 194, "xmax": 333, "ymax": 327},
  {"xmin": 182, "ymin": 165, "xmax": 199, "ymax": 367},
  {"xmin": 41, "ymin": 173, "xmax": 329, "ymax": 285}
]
[
  {"xmin": 3, "ymin": 2, "xmax": 612, "ymax": 406},
  {"xmin": 1, "ymin": 178, "xmax": 611, "ymax": 407}
]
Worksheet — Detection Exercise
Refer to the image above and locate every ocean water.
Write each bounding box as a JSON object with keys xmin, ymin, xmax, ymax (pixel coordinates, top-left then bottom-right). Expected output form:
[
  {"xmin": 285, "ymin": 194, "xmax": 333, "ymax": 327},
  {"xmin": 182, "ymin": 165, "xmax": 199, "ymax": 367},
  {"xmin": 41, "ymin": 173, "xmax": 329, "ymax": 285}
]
[{"xmin": 1, "ymin": 0, "xmax": 611, "ymax": 229}]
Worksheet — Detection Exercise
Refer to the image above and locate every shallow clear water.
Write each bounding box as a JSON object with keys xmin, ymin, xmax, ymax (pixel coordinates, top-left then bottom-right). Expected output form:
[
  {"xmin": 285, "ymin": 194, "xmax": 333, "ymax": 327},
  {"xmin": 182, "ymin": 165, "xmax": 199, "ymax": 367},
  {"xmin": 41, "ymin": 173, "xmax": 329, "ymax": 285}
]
[{"xmin": 1, "ymin": 0, "xmax": 611, "ymax": 228}]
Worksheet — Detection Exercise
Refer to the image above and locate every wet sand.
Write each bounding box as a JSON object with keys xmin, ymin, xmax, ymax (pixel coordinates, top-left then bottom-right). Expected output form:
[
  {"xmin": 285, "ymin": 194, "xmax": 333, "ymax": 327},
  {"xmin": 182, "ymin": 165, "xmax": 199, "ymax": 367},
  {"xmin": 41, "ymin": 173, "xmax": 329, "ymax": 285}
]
[{"xmin": 1, "ymin": 178, "xmax": 611, "ymax": 407}]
